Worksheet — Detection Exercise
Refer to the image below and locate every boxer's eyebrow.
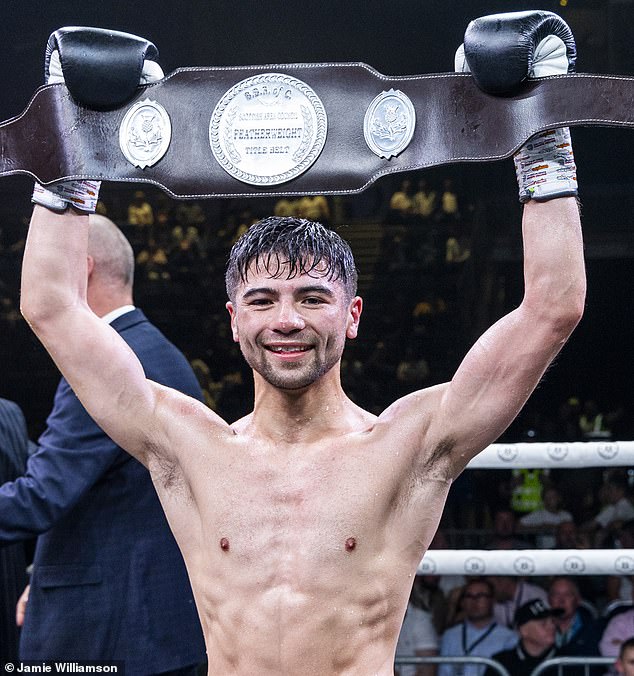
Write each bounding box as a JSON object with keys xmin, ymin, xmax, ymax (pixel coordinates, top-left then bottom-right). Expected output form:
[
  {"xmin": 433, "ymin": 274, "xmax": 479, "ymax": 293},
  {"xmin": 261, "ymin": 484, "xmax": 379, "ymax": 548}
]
[
  {"xmin": 295, "ymin": 285, "xmax": 335, "ymax": 297},
  {"xmin": 242, "ymin": 287, "xmax": 276, "ymax": 299},
  {"xmin": 242, "ymin": 285, "xmax": 335, "ymax": 299}
]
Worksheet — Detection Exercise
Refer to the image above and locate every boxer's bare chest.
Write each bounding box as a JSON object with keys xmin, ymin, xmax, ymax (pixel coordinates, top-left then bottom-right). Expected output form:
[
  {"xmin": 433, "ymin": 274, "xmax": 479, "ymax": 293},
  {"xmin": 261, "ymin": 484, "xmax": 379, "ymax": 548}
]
[{"xmin": 189, "ymin": 432, "xmax": 411, "ymax": 563}]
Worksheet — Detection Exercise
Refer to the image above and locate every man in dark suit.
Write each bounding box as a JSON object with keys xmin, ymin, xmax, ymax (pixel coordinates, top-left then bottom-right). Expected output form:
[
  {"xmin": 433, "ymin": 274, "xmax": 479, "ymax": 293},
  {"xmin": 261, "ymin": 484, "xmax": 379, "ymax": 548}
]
[
  {"xmin": 0, "ymin": 215, "xmax": 205, "ymax": 674},
  {"xmin": 0, "ymin": 398, "xmax": 30, "ymax": 662}
]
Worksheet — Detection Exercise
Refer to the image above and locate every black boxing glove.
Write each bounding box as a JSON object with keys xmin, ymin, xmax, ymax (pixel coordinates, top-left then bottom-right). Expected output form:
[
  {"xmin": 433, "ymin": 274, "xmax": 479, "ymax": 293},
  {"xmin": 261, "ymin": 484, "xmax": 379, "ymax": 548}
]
[
  {"xmin": 32, "ymin": 27, "xmax": 163, "ymax": 212},
  {"xmin": 45, "ymin": 26, "xmax": 162, "ymax": 110},
  {"xmin": 456, "ymin": 10, "xmax": 576, "ymax": 95},
  {"xmin": 455, "ymin": 11, "xmax": 577, "ymax": 202}
]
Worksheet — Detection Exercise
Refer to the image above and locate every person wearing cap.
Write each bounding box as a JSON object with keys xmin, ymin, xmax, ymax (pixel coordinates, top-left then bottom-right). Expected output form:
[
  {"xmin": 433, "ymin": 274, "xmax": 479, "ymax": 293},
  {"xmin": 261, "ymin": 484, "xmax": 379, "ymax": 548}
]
[
  {"xmin": 489, "ymin": 574, "xmax": 548, "ymax": 628},
  {"xmin": 483, "ymin": 599, "xmax": 563, "ymax": 676}
]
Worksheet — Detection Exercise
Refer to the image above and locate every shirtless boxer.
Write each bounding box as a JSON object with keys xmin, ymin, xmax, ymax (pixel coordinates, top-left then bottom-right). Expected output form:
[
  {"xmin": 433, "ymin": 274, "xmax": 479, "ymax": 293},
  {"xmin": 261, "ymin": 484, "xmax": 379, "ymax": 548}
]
[{"xmin": 20, "ymin": 11, "xmax": 585, "ymax": 676}]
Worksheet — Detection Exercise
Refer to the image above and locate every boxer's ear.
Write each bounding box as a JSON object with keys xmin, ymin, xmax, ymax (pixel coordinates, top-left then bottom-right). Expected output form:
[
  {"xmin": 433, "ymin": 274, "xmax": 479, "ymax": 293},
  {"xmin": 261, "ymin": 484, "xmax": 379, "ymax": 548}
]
[{"xmin": 226, "ymin": 301, "xmax": 240, "ymax": 342}]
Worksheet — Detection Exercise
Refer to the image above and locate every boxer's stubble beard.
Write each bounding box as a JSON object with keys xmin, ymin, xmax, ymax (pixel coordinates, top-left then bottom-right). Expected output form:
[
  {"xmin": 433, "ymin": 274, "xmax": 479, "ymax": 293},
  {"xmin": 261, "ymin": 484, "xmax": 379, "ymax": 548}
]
[{"xmin": 241, "ymin": 331, "xmax": 345, "ymax": 391}]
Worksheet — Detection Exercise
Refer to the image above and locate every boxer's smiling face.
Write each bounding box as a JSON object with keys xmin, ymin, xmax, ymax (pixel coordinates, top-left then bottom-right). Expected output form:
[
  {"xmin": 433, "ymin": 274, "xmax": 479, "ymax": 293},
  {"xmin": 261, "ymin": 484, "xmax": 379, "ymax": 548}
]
[{"xmin": 226, "ymin": 258, "xmax": 361, "ymax": 391}]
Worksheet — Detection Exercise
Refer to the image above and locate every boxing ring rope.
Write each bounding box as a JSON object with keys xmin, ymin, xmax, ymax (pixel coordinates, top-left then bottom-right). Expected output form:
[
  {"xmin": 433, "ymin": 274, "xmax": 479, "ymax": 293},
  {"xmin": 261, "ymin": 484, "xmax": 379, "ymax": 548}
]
[
  {"xmin": 466, "ymin": 440, "xmax": 634, "ymax": 469},
  {"xmin": 417, "ymin": 440, "xmax": 634, "ymax": 575},
  {"xmin": 418, "ymin": 549, "xmax": 634, "ymax": 576}
]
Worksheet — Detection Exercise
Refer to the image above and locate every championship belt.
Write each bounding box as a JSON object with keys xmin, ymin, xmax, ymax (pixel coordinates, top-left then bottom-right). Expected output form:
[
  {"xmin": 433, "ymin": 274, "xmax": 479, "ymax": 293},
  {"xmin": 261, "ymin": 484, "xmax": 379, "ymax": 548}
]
[{"xmin": 1, "ymin": 63, "xmax": 633, "ymax": 198}]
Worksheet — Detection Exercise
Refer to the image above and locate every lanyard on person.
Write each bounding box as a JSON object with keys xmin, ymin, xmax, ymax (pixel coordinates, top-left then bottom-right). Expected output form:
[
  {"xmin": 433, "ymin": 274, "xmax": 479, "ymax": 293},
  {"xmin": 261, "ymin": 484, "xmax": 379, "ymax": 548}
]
[
  {"xmin": 461, "ymin": 621, "xmax": 497, "ymax": 655},
  {"xmin": 505, "ymin": 581, "xmax": 524, "ymax": 626}
]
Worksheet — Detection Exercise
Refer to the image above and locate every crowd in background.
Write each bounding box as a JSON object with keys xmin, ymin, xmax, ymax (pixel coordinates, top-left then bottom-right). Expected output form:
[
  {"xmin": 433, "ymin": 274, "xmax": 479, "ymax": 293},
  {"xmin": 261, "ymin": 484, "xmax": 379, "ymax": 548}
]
[{"xmin": 1, "ymin": 171, "xmax": 633, "ymax": 672}]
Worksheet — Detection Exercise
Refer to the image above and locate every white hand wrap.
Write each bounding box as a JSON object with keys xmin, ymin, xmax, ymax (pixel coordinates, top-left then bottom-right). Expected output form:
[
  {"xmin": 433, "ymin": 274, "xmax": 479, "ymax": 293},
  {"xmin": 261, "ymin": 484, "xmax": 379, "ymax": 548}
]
[
  {"xmin": 513, "ymin": 127, "xmax": 577, "ymax": 203},
  {"xmin": 32, "ymin": 180, "xmax": 102, "ymax": 213},
  {"xmin": 455, "ymin": 19, "xmax": 579, "ymax": 204},
  {"xmin": 32, "ymin": 45, "xmax": 163, "ymax": 213},
  {"xmin": 31, "ymin": 48, "xmax": 102, "ymax": 212},
  {"xmin": 513, "ymin": 34, "xmax": 578, "ymax": 202}
]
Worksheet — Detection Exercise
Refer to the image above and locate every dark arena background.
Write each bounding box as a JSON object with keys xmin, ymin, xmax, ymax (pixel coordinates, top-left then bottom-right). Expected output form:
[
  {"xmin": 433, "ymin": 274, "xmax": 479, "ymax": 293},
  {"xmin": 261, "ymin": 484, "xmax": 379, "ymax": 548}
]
[{"xmin": 0, "ymin": 1, "xmax": 633, "ymax": 528}]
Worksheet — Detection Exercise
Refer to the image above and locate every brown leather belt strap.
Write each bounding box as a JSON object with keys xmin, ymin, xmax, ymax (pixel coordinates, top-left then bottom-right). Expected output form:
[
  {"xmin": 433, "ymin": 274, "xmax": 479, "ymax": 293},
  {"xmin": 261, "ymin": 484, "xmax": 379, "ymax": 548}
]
[{"xmin": 1, "ymin": 65, "xmax": 633, "ymax": 199}]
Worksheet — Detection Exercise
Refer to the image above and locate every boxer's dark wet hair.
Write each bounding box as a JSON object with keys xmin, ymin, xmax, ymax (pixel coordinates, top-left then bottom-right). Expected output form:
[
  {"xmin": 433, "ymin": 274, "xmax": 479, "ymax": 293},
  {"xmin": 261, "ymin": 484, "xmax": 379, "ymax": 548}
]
[{"xmin": 225, "ymin": 216, "xmax": 358, "ymax": 301}]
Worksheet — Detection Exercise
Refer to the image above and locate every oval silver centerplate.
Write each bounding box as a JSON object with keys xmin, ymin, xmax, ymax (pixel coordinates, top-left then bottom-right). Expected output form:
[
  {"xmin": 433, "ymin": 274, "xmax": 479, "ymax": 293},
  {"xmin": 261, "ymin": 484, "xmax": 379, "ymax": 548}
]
[
  {"xmin": 119, "ymin": 98, "xmax": 171, "ymax": 169},
  {"xmin": 363, "ymin": 89, "xmax": 415, "ymax": 160},
  {"xmin": 210, "ymin": 73, "xmax": 328, "ymax": 186}
]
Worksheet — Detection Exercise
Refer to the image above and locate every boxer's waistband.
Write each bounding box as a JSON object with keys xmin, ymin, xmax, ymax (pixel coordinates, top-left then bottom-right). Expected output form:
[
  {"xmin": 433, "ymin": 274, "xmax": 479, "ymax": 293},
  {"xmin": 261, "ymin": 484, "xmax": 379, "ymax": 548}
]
[{"xmin": 1, "ymin": 64, "xmax": 633, "ymax": 199}]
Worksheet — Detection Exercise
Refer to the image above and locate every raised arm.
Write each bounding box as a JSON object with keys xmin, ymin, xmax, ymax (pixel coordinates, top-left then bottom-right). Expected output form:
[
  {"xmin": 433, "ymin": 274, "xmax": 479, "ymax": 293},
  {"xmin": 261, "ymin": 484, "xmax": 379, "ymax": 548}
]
[
  {"xmin": 424, "ymin": 11, "xmax": 586, "ymax": 476},
  {"xmin": 21, "ymin": 206, "xmax": 164, "ymax": 464},
  {"xmin": 427, "ymin": 196, "xmax": 585, "ymax": 476},
  {"xmin": 19, "ymin": 28, "xmax": 203, "ymax": 467}
]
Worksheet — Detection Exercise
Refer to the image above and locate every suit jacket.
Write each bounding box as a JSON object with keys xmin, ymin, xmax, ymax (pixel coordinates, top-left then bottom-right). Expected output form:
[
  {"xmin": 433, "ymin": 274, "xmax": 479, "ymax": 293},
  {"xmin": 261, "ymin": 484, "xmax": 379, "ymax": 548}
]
[
  {"xmin": 0, "ymin": 398, "xmax": 29, "ymax": 662},
  {"xmin": 0, "ymin": 309, "xmax": 206, "ymax": 673}
]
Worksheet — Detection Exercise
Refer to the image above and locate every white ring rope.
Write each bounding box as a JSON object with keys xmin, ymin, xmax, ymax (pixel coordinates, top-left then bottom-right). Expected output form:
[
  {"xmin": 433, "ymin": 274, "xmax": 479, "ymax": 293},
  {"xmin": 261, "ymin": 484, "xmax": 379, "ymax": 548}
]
[
  {"xmin": 466, "ymin": 440, "xmax": 633, "ymax": 469},
  {"xmin": 418, "ymin": 549, "xmax": 634, "ymax": 576},
  {"xmin": 419, "ymin": 442, "xmax": 634, "ymax": 575}
]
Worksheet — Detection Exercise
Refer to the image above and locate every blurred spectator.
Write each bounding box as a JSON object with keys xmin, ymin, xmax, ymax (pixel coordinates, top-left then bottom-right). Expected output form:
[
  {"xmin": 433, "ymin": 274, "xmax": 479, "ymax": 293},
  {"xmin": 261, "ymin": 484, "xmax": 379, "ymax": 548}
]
[
  {"xmin": 518, "ymin": 487, "xmax": 573, "ymax": 549},
  {"xmin": 555, "ymin": 520, "xmax": 591, "ymax": 550},
  {"xmin": 411, "ymin": 294, "xmax": 447, "ymax": 341},
  {"xmin": 445, "ymin": 226, "xmax": 471, "ymax": 265},
  {"xmin": 127, "ymin": 190, "xmax": 154, "ymax": 228},
  {"xmin": 615, "ymin": 637, "xmax": 634, "ymax": 675},
  {"xmin": 586, "ymin": 472, "xmax": 634, "ymax": 545},
  {"xmin": 413, "ymin": 178, "xmax": 437, "ymax": 223},
  {"xmin": 396, "ymin": 574, "xmax": 440, "ymax": 676},
  {"xmin": 388, "ymin": 179, "xmax": 415, "ymax": 224},
  {"xmin": 511, "ymin": 469, "xmax": 546, "ymax": 519},
  {"xmin": 579, "ymin": 400, "xmax": 616, "ymax": 440},
  {"xmin": 174, "ymin": 201, "xmax": 206, "ymax": 229},
  {"xmin": 273, "ymin": 197, "xmax": 298, "ymax": 218},
  {"xmin": 548, "ymin": 577, "xmax": 600, "ymax": 659},
  {"xmin": 485, "ymin": 509, "xmax": 532, "ymax": 551},
  {"xmin": 600, "ymin": 590, "xmax": 634, "ymax": 664},
  {"xmin": 438, "ymin": 578, "xmax": 517, "ymax": 676},
  {"xmin": 136, "ymin": 238, "xmax": 170, "ymax": 281},
  {"xmin": 171, "ymin": 224, "xmax": 201, "ymax": 252},
  {"xmin": 483, "ymin": 600, "xmax": 562, "ymax": 676},
  {"xmin": 489, "ymin": 575, "xmax": 548, "ymax": 628},
  {"xmin": 297, "ymin": 194, "xmax": 330, "ymax": 225}
]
